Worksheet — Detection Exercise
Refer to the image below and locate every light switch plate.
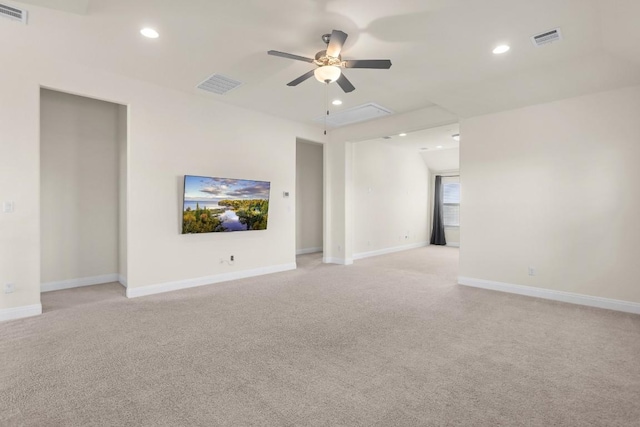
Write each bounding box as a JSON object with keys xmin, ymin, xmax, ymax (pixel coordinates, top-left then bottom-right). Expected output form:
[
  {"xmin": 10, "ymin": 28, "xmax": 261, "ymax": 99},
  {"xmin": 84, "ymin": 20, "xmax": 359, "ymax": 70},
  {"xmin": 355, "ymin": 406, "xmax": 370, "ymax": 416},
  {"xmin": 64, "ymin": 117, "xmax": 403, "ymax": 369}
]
[{"xmin": 3, "ymin": 201, "xmax": 14, "ymax": 213}]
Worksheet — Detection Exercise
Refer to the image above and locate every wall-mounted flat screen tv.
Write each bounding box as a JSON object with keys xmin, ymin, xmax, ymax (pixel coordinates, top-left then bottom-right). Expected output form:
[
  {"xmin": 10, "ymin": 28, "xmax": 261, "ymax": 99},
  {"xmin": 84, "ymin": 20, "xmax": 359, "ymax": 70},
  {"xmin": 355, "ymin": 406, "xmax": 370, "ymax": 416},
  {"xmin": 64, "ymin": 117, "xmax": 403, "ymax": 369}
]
[{"xmin": 182, "ymin": 175, "xmax": 270, "ymax": 234}]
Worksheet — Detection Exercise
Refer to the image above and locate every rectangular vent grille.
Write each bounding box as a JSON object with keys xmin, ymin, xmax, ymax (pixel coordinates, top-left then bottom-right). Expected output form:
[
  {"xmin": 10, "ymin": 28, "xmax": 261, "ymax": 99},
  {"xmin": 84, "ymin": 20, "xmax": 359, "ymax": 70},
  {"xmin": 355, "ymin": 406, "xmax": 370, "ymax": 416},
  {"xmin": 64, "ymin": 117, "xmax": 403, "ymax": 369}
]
[
  {"xmin": 0, "ymin": 3, "xmax": 27, "ymax": 23},
  {"xmin": 196, "ymin": 74, "xmax": 242, "ymax": 95},
  {"xmin": 531, "ymin": 28, "xmax": 562, "ymax": 47},
  {"xmin": 314, "ymin": 103, "xmax": 393, "ymax": 127}
]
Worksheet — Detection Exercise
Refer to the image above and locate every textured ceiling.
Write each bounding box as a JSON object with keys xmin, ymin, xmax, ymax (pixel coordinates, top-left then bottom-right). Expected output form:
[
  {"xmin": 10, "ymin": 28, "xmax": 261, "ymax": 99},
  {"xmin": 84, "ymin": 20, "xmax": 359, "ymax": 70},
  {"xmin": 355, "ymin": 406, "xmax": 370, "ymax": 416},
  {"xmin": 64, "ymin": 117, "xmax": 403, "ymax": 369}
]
[
  {"xmin": 14, "ymin": 0, "xmax": 88, "ymax": 14},
  {"xmin": 5, "ymin": 0, "xmax": 640, "ymax": 127}
]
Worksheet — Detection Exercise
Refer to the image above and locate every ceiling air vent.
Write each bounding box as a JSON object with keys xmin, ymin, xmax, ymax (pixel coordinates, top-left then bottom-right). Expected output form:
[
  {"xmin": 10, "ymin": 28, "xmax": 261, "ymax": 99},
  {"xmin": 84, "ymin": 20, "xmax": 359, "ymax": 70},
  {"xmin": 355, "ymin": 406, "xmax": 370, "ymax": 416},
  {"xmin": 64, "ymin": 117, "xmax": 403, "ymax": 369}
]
[
  {"xmin": 531, "ymin": 28, "xmax": 562, "ymax": 47},
  {"xmin": 196, "ymin": 74, "xmax": 242, "ymax": 95},
  {"xmin": 314, "ymin": 102, "xmax": 393, "ymax": 127},
  {"xmin": 0, "ymin": 3, "xmax": 27, "ymax": 23}
]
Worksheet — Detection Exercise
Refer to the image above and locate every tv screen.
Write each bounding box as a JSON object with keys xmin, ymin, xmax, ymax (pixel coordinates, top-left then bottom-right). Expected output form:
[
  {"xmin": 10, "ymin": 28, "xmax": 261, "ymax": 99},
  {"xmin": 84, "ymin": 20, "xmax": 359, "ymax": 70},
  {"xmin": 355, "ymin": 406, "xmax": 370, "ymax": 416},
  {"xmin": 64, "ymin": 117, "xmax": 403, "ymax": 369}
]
[{"xmin": 182, "ymin": 175, "xmax": 270, "ymax": 234}]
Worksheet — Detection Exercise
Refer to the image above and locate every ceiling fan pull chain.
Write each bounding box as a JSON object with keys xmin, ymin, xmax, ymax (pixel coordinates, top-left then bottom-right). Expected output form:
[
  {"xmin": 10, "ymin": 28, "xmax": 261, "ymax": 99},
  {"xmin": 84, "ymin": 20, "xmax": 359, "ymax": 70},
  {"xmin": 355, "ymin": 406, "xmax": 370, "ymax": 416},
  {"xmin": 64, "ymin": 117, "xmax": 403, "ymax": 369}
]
[{"xmin": 324, "ymin": 81, "xmax": 329, "ymax": 135}]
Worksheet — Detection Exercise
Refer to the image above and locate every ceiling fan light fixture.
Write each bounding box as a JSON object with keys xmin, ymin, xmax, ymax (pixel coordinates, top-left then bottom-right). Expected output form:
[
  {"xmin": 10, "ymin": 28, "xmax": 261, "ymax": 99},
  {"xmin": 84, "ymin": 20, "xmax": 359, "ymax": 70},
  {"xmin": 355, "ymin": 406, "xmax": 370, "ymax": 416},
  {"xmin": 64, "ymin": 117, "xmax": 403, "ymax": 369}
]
[
  {"xmin": 269, "ymin": 29, "xmax": 392, "ymax": 94},
  {"xmin": 314, "ymin": 66, "xmax": 342, "ymax": 83}
]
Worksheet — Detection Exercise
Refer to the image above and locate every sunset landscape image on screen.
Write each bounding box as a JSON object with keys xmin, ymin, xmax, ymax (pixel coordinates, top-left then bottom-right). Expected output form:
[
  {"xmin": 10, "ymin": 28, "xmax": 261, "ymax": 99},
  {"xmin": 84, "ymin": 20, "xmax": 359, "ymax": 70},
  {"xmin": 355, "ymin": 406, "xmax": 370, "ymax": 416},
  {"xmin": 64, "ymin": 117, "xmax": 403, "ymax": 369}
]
[{"xmin": 182, "ymin": 175, "xmax": 270, "ymax": 234}]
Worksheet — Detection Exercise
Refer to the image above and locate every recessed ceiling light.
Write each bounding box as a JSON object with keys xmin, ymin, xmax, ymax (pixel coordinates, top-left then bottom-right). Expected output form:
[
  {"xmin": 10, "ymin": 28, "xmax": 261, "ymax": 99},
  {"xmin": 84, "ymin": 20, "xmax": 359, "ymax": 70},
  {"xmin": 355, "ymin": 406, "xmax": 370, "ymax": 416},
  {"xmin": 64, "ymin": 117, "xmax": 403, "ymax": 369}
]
[
  {"xmin": 399, "ymin": 133, "xmax": 407, "ymax": 137},
  {"xmin": 332, "ymin": 99, "xmax": 342, "ymax": 106},
  {"xmin": 140, "ymin": 28, "xmax": 159, "ymax": 39},
  {"xmin": 452, "ymin": 134, "xmax": 460, "ymax": 141},
  {"xmin": 436, "ymin": 145, "xmax": 443, "ymax": 149},
  {"xmin": 493, "ymin": 44, "xmax": 510, "ymax": 54}
]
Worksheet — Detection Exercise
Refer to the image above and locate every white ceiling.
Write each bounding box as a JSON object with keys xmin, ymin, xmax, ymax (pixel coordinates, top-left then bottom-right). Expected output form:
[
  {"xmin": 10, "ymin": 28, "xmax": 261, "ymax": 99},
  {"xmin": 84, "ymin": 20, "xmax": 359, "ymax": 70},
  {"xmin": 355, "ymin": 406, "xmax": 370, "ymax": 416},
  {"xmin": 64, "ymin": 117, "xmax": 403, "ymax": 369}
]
[
  {"xmin": 385, "ymin": 125, "xmax": 460, "ymax": 152},
  {"xmin": 16, "ymin": 0, "xmax": 88, "ymax": 14},
  {"xmin": 4, "ymin": 0, "xmax": 640, "ymax": 128},
  {"xmin": 380, "ymin": 124, "xmax": 460, "ymax": 171}
]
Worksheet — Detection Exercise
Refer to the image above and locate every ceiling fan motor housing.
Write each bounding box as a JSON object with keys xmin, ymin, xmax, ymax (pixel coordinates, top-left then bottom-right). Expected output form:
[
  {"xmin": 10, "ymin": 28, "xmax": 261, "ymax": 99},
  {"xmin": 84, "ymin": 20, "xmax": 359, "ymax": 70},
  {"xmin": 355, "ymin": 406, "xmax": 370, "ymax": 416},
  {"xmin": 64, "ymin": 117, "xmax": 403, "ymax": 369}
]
[{"xmin": 314, "ymin": 50, "xmax": 343, "ymax": 67}]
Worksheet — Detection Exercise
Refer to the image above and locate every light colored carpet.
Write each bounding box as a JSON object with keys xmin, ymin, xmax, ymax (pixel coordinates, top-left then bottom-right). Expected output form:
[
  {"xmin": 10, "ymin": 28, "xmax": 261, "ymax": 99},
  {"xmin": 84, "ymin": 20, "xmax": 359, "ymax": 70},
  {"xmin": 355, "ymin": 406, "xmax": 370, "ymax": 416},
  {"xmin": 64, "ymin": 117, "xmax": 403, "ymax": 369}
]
[{"xmin": 1, "ymin": 246, "xmax": 639, "ymax": 426}]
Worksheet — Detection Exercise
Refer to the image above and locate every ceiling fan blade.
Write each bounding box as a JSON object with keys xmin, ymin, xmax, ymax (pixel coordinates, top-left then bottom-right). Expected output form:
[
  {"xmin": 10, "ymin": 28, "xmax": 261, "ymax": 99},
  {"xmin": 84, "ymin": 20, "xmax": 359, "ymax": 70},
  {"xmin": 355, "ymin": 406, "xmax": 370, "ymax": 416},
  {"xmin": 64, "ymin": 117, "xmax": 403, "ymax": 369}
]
[
  {"xmin": 268, "ymin": 50, "xmax": 314, "ymax": 63},
  {"xmin": 287, "ymin": 69, "xmax": 316, "ymax": 86},
  {"xmin": 326, "ymin": 30, "xmax": 348, "ymax": 58},
  {"xmin": 336, "ymin": 74, "xmax": 355, "ymax": 93},
  {"xmin": 344, "ymin": 59, "xmax": 392, "ymax": 69}
]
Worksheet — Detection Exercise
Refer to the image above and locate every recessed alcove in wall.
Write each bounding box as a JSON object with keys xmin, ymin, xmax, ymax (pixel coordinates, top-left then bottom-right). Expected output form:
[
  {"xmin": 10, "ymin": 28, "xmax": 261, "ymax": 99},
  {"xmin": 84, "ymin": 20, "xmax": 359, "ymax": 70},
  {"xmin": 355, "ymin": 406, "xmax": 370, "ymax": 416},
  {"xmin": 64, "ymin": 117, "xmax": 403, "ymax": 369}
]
[
  {"xmin": 39, "ymin": 89, "xmax": 127, "ymax": 298},
  {"xmin": 296, "ymin": 139, "xmax": 324, "ymax": 256}
]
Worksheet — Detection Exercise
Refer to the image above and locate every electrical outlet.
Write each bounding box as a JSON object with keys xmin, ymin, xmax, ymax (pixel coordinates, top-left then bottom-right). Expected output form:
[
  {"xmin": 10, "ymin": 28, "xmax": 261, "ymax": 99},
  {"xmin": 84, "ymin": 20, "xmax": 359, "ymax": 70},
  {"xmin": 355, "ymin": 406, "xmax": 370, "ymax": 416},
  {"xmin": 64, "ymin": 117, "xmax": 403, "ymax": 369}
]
[
  {"xmin": 528, "ymin": 267, "xmax": 536, "ymax": 276},
  {"xmin": 230, "ymin": 255, "xmax": 234, "ymax": 262},
  {"xmin": 4, "ymin": 283, "xmax": 15, "ymax": 294}
]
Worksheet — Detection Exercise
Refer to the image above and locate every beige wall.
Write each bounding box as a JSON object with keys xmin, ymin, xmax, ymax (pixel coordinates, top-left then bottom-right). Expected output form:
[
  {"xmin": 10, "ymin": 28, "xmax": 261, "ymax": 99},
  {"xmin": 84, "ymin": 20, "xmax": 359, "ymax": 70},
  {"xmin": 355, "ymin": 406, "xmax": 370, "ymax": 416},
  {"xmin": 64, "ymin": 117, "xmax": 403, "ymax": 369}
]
[
  {"xmin": 445, "ymin": 227, "xmax": 460, "ymax": 246},
  {"xmin": 0, "ymin": 68, "xmax": 39, "ymax": 310},
  {"xmin": 117, "ymin": 105, "xmax": 127, "ymax": 282},
  {"xmin": 0, "ymin": 55, "xmax": 320, "ymax": 311},
  {"xmin": 323, "ymin": 140, "xmax": 351, "ymax": 264},
  {"xmin": 460, "ymin": 85, "xmax": 640, "ymax": 303},
  {"xmin": 353, "ymin": 140, "xmax": 429, "ymax": 255},
  {"xmin": 40, "ymin": 89, "xmax": 121, "ymax": 284},
  {"xmin": 296, "ymin": 141, "xmax": 323, "ymax": 254}
]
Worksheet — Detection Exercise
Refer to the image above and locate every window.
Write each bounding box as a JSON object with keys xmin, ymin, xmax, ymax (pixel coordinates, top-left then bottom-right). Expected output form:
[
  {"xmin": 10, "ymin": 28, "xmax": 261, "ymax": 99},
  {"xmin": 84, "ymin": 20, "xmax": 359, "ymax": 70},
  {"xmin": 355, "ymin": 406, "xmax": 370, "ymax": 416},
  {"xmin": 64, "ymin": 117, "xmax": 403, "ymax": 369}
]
[{"xmin": 442, "ymin": 181, "xmax": 460, "ymax": 227}]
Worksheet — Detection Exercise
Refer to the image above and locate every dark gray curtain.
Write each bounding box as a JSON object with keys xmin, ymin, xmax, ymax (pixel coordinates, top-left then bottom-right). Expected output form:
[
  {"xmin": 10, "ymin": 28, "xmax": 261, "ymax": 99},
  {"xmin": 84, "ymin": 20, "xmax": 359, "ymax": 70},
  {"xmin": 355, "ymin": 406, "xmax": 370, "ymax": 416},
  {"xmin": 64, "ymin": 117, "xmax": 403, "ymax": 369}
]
[{"xmin": 430, "ymin": 175, "xmax": 447, "ymax": 245}]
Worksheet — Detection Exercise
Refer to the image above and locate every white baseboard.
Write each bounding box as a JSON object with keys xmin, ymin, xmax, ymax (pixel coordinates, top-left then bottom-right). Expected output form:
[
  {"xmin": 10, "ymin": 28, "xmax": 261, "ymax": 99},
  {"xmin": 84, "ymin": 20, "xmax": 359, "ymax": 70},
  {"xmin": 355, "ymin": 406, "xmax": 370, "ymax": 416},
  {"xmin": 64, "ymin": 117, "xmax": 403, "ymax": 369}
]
[
  {"xmin": 41, "ymin": 273, "xmax": 119, "ymax": 292},
  {"xmin": 118, "ymin": 275, "xmax": 128, "ymax": 288},
  {"xmin": 322, "ymin": 257, "xmax": 353, "ymax": 265},
  {"xmin": 0, "ymin": 304, "xmax": 42, "ymax": 322},
  {"xmin": 126, "ymin": 262, "xmax": 297, "ymax": 299},
  {"xmin": 458, "ymin": 276, "xmax": 640, "ymax": 315},
  {"xmin": 353, "ymin": 241, "xmax": 428, "ymax": 260},
  {"xmin": 296, "ymin": 247, "xmax": 323, "ymax": 255},
  {"xmin": 446, "ymin": 243, "xmax": 460, "ymax": 248}
]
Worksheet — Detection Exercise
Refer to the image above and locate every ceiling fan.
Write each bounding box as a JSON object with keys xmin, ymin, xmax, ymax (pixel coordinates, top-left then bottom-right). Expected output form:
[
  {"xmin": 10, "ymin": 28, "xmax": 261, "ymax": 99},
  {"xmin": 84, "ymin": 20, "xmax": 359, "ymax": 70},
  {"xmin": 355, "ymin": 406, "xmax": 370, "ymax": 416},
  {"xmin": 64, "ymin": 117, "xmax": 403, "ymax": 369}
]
[{"xmin": 268, "ymin": 29, "xmax": 392, "ymax": 93}]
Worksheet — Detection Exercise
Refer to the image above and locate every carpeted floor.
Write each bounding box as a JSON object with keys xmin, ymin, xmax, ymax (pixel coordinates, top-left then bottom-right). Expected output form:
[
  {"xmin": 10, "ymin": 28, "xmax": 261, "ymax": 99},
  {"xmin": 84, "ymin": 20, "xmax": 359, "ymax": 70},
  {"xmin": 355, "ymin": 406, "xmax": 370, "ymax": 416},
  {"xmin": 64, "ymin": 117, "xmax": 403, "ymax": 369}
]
[{"xmin": 1, "ymin": 246, "xmax": 639, "ymax": 426}]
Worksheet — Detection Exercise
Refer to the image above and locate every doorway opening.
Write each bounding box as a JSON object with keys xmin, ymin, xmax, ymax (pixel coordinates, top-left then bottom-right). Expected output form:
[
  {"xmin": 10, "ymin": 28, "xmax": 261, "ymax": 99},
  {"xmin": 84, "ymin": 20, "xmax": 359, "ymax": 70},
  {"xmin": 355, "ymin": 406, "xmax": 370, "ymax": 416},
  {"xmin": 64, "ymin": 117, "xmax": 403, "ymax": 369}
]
[
  {"xmin": 348, "ymin": 123, "xmax": 460, "ymax": 263},
  {"xmin": 295, "ymin": 139, "xmax": 324, "ymax": 263},
  {"xmin": 39, "ymin": 89, "xmax": 127, "ymax": 308}
]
